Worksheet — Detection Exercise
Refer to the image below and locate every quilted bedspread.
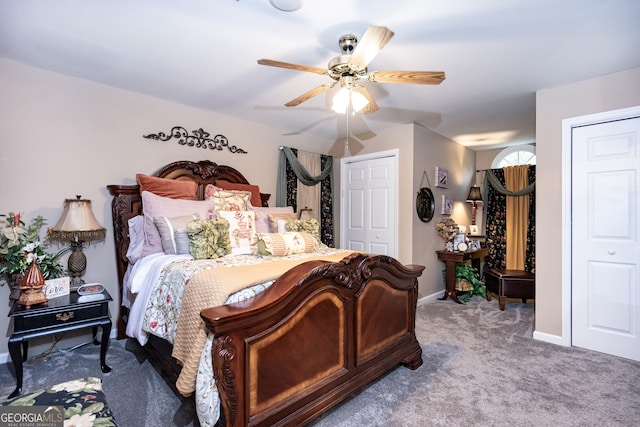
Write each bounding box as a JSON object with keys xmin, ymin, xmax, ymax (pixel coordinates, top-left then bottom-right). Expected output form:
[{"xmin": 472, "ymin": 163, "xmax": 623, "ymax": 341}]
[{"xmin": 171, "ymin": 250, "xmax": 353, "ymax": 396}]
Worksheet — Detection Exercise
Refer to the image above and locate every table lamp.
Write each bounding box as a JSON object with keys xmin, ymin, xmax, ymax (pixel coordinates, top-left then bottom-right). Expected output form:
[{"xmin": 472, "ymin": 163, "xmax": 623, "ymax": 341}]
[
  {"xmin": 48, "ymin": 196, "xmax": 106, "ymax": 290},
  {"xmin": 466, "ymin": 185, "xmax": 483, "ymax": 226}
]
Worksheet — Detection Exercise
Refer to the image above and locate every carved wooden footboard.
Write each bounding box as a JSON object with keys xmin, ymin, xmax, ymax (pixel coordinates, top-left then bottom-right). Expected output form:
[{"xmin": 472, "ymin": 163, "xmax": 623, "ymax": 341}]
[{"xmin": 201, "ymin": 253, "xmax": 425, "ymax": 427}]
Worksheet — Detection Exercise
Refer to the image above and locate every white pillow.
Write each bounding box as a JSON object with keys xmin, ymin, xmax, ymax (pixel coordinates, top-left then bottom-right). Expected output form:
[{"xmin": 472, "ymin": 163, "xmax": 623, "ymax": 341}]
[
  {"xmin": 126, "ymin": 215, "xmax": 145, "ymax": 264},
  {"xmin": 217, "ymin": 210, "xmax": 257, "ymax": 255},
  {"xmin": 140, "ymin": 191, "xmax": 215, "ymax": 258}
]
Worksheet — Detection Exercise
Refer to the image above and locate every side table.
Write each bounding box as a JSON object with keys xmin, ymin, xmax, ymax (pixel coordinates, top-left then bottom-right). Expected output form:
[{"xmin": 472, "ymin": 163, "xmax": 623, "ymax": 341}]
[
  {"xmin": 436, "ymin": 248, "xmax": 489, "ymax": 304},
  {"xmin": 7, "ymin": 289, "xmax": 113, "ymax": 398}
]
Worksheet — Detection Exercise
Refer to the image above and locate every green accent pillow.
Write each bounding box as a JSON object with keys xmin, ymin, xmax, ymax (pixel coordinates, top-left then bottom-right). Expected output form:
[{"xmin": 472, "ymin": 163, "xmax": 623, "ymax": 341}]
[{"xmin": 186, "ymin": 218, "xmax": 232, "ymax": 259}]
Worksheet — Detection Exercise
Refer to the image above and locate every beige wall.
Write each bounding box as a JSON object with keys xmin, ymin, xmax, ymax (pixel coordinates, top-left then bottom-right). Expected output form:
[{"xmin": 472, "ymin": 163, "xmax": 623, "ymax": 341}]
[
  {"xmin": 536, "ymin": 66, "xmax": 640, "ymax": 338},
  {"xmin": 0, "ymin": 57, "xmax": 511, "ymax": 361},
  {"xmin": 335, "ymin": 123, "xmax": 476, "ymax": 299},
  {"xmin": 0, "ymin": 59, "xmax": 334, "ymax": 357},
  {"xmin": 412, "ymin": 124, "xmax": 476, "ymax": 298}
]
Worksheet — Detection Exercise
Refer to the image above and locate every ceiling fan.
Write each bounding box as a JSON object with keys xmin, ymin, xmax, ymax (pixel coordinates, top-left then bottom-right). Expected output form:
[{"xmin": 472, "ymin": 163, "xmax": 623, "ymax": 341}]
[{"xmin": 258, "ymin": 25, "xmax": 445, "ymax": 114}]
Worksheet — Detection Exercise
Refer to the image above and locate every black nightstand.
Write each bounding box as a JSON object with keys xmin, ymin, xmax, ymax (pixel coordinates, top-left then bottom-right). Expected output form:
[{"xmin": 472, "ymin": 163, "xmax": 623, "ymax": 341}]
[{"xmin": 7, "ymin": 289, "xmax": 113, "ymax": 398}]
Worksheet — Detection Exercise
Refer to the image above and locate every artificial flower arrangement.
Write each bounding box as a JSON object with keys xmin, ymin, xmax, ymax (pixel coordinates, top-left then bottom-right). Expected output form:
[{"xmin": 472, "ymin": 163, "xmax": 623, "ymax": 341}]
[
  {"xmin": 0, "ymin": 212, "xmax": 64, "ymax": 299},
  {"xmin": 436, "ymin": 217, "xmax": 459, "ymax": 242}
]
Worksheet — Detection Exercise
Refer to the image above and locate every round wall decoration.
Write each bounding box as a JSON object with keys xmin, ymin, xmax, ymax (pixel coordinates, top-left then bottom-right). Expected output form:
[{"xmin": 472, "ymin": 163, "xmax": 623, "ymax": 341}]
[{"xmin": 416, "ymin": 187, "xmax": 435, "ymax": 222}]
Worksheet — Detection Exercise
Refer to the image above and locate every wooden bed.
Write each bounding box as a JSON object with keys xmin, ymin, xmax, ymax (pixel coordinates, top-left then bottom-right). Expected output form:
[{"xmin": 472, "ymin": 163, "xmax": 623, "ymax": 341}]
[{"xmin": 107, "ymin": 160, "xmax": 425, "ymax": 427}]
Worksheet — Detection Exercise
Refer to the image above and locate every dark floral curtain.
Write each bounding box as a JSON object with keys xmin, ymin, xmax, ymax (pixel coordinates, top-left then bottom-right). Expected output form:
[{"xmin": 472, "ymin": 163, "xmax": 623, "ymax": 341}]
[
  {"xmin": 284, "ymin": 148, "xmax": 335, "ymax": 247},
  {"xmin": 484, "ymin": 166, "xmax": 536, "ymax": 273}
]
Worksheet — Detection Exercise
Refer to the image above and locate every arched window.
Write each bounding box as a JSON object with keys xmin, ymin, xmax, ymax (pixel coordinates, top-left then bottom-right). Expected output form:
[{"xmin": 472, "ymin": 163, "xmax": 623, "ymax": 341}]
[{"xmin": 491, "ymin": 145, "xmax": 536, "ymax": 168}]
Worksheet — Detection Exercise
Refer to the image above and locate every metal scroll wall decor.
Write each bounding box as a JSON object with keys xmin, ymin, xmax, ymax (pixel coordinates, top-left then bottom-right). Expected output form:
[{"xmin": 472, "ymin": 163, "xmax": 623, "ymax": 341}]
[{"xmin": 143, "ymin": 126, "xmax": 248, "ymax": 154}]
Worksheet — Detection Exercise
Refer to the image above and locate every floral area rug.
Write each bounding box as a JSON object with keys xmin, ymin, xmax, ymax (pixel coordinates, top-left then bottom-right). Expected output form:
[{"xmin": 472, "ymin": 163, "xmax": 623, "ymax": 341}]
[{"xmin": 1, "ymin": 376, "xmax": 117, "ymax": 426}]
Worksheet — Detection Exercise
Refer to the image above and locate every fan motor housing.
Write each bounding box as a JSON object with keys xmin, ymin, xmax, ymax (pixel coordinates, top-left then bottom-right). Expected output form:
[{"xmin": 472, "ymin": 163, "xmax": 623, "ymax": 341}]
[{"xmin": 328, "ymin": 33, "xmax": 367, "ymax": 80}]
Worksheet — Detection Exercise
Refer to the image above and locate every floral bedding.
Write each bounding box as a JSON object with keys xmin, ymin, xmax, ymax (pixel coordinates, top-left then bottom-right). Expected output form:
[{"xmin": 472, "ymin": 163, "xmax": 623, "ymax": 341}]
[{"xmin": 137, "ymin": 247, "xmax": 350, "ymax": 426}]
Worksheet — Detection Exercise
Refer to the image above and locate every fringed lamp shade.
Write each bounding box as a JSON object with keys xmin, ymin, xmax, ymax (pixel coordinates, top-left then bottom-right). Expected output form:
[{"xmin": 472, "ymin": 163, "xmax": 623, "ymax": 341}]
[
  {"xmin": 48, "ymin": 197, "xmax": 106, "ymax": 242},
  {"xmin": 48, "ymin": 197, "xmax": 106, "ymax": 288}
]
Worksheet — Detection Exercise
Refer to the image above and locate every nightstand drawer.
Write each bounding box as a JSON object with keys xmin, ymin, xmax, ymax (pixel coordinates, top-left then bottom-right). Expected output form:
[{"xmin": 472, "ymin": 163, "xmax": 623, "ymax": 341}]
[{"xmin": 14, "ymin": 302, "xmax": 106, "ymax": 333}]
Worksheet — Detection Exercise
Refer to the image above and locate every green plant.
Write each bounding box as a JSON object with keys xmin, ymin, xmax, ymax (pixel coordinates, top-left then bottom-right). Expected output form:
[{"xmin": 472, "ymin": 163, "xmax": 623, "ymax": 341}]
[
  {"xmin": 0, "ymin": 212, "xmax": 64, "ymax": 281},
  {"xmin": 443, "ymin": 262, "xmax": 486, "ymax": 302}
]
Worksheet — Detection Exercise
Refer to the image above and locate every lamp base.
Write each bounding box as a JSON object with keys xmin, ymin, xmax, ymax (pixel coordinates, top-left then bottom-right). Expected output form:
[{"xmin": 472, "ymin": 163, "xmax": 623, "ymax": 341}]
[{"xmin": 68, "ymin": 241, "xmax": 87, "ymax": 291}]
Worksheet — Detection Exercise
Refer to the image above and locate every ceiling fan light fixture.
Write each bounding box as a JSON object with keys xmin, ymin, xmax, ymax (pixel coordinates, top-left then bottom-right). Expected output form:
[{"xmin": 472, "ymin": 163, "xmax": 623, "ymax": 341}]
[
  {"xmin": 268, "ymin": 0, "xmax": 303, "ymax": 12},
  {"xmin": 351, "ymin": 90, "xmax": 369, "ymax": 112},
  {"xmin": 331, "ymin": 87, "xmax": 369, "ymax": 114},
  {"xmin": 331, "ymin": 87, "xmax": 350, "ymax": 114}
]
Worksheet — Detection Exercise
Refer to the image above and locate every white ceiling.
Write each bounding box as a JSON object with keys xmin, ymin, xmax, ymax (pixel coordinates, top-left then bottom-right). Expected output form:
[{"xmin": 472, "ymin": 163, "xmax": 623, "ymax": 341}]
[{"xmin": 2, "ymin": 0, "xmax": 639, "ymax": 150}]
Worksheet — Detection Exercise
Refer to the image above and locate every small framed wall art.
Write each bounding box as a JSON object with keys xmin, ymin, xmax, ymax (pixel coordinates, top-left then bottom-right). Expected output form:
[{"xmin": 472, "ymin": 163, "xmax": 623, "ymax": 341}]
[
  {"xmin": 441, "ymin": 194, "xmax": 453, "ymax": 215},
  {"xmin": 435, "ymin": 167, "xmax": 448, "ymax": 188}
]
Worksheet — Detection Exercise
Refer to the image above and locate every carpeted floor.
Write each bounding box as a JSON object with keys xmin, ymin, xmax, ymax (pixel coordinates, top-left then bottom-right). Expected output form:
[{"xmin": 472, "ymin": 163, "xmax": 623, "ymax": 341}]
[{"xmin": 2, "ymin": 298, "xmax": 639, "ymax": 426}]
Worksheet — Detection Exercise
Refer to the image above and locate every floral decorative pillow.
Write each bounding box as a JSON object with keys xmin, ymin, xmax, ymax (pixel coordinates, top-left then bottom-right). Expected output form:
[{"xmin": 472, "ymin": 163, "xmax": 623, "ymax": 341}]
[
  {"xmin": 204, "ymin": 184, "xmax": 251, "ymax": 211},
  {"xmin": 257, "ymin": 232, "xmax": 316, "ymax": 257},
  {"xmin": 215, "ymin": 180, "xmax": 262, "ymax": 207},
  {"xmin": 217, "ymin": 210, "xmax": 257, "ymax": 255},
  {"xmin": 284, "ymin": 218, "xmax": 321, "ymax": 243},
  {"xmin": 186, "ymin": 218, "xmax": 231, "ymax": 259}
]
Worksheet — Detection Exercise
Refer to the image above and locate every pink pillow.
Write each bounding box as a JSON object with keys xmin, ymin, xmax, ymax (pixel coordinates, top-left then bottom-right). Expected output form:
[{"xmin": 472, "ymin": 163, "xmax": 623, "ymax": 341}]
[{"xmin": 140, "ymin": 191, "xmax": 215, "ymax": 258}]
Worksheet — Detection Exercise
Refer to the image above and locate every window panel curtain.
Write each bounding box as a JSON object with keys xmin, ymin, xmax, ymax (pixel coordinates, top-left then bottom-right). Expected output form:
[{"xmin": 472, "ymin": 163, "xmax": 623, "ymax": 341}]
[
  {"xmin": 483, "ymin": 165, "xmax": 536, "ymax": 273},
  {"xmin": 504, "ymin": 165, "xmax": 529, "ymax": 270},
  {"xmin": 277, "ymin": 147, "xmax": 334, "ymax": 247}
]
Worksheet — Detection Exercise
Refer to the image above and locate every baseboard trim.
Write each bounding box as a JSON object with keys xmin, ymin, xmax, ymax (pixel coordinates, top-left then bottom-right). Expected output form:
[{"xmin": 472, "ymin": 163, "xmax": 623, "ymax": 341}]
[
  {"xmin": 418, "ymin": 291, "xmax": 443, "ymax": 306},
  {"xmin": 533, "ymin": 330, "xmax": 569, "ymax": 346},
  {"xmin": 0, "ymin": 328, "xmax": 120, "ymax": 366}
]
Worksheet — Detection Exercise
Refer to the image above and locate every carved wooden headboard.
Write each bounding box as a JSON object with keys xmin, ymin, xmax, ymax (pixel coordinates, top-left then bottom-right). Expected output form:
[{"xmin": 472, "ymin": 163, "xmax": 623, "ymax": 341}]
[{"xmin": 106, "ymin": 160, "xmax": 270, "ymax": 337}]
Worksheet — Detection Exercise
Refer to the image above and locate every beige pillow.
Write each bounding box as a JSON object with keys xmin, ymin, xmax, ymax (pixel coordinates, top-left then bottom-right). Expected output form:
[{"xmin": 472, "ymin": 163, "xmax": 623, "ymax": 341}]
[
  {"xmin": 267, "ymin": 212, "xmax": 298, "ymax": 233},
  {"xmin": 257, "ymin": 232, "xmax": 316, "ymax": 257},
  {"xmin": 250, "ymin": 206, "xmax": 295, "ymax": 233}
]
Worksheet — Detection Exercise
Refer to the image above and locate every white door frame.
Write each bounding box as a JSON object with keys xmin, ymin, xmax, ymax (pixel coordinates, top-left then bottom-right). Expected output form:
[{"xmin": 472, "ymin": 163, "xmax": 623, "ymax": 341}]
[
  {"xmin": 561, "ymin": 105, "xmax": 640, "ymax": 346},
  {"xmin": 340, "ymin": 149, "xmax": 399, "ymax": 256}
]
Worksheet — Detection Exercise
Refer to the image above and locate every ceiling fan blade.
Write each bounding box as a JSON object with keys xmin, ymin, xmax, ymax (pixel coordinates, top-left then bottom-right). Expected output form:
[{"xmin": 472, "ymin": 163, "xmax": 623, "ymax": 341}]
[
  {"xmin": 258, "ymin": 59, "xmax": 328, "ymax": 76},
  {"xmin": 348, "ymin": 26, "xmax": 395, "ymax": 71},
  {"xmin": 354, "ymin": 86, "xmax": 379, "ymax": 114},
  {"xmin": 285, "ymin": 83, "xmax": 335, "ymax": 107},
  {"xmin": 369, "ymin": 71, "xmax": 446, "ymax": 85}
]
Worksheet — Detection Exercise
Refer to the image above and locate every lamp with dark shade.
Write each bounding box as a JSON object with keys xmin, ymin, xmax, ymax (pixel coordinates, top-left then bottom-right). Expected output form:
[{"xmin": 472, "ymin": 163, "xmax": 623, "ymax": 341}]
[
  {"xmin": 466, "ymin": 185, "xmax": 483, "ymax": 226},
  {"xmin": 47, "ymin": 196, "xmax": 106, "ymax": 290}
]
